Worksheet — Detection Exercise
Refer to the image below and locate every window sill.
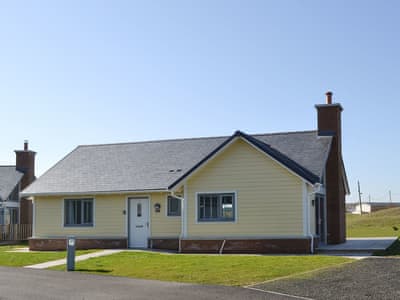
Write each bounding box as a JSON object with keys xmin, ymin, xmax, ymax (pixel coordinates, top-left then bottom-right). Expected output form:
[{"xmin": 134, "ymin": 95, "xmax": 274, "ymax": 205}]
[
  {"xmin": 63, "ymin": 224, "xmax": 94, "ymax": 228},
  {"xmin": 197, "ymin": 219, "xmax": 235, "ymax": 223}
]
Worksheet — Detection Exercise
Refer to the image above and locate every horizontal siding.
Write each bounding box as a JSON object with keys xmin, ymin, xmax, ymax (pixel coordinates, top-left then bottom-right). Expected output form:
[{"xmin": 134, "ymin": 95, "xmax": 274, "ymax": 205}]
[
  {"xmin": 150, "ymin": 193, "xmax": 181, "ymax": 237},
  {"xmin": 34, "ymin": 195, "xmax": 126, "ymax": 237},
  {"xmin": 34, "ymin": 193, "xmax": 181, "ymax": 238},
  {"xmin": 186, "ymin": 138, "xmax": 304, "ymax": 237}
]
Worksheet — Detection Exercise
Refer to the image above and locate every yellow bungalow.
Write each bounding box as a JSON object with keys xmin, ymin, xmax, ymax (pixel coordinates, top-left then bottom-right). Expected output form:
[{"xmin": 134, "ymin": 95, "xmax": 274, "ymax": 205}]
[{"xmin": 22, "ymin": 92, "xmax": 349, "ymax": 253}]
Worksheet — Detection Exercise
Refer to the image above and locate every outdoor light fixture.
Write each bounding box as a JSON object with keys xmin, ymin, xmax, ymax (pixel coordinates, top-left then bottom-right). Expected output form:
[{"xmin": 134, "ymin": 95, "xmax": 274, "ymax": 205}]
[{"xmin": 154, "ymin": 203, "xmax": 161, "ymax": 213}]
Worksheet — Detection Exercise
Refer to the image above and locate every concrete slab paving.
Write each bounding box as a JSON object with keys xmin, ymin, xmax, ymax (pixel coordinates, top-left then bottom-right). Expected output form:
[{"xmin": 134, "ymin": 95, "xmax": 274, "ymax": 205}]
[
  {"xmin": 24, "ymin": 249, "xmax": 123, "ymax": 269},
  {"xmin": 317, "ymin": 237, "xmax": 397, "ymax": 254}
]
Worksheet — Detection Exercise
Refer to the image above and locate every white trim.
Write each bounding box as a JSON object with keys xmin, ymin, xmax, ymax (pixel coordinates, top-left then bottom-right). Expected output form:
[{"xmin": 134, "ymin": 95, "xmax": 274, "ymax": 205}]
[
  {"xmin": 183, "ymin": 184, "xmax": 188, "ymax": 238},
  {"xmin": 194, "ymin": 191, "xmax": 238, "ymax": 224},
  {"xmin": 62, "ymin": 196, "xmax": 96, "ymax": 228},
  {"xmin": 125, "ymin": 197, "xmax": 129, "ymax": 237},
  {"xmin": 21, "ymin": 189, "xmax": 168, "ymax": 198},
  {"xmin": 32, "ymin": 199, "xmax": 36, "ymax": 237},
  {"xmin": 302, "ymin": 181, "xmax": 308, "ymax": 236},
  {"xmin": 323, "ymin": 169, "xmax": 328, "ymax": 244}
]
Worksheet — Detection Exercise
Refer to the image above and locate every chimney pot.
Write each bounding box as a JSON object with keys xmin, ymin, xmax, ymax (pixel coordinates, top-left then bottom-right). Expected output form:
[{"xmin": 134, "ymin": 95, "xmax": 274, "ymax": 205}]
[
  {"xmin": 326, "ymin": 91, "xmax": 333, "ymax": 104},
  {"xmin": 24, "ymin": 140, "xmax": 28, "ymax": 151}
]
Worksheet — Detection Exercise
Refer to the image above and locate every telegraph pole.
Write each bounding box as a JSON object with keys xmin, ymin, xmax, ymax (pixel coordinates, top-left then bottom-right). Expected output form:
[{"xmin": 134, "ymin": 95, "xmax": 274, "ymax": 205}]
[{"xmin": 358, "ymin": 181, "xmax": 363, "ymax": 214}]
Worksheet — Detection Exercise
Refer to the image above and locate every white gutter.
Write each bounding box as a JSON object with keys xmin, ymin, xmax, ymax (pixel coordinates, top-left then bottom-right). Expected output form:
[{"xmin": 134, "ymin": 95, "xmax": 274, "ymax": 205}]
[
  {"xmin": 21, "ymin": 189, "xmax": 169, "ymax": 197},
  {"xmin": 171, "ymin": 191, "xmax": 185, "ymax": 253}
]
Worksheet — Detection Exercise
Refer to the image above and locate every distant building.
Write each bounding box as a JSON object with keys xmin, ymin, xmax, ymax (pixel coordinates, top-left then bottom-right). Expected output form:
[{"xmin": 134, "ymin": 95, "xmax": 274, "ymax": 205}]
[
  {"xmin": 347, "ymin": 202, "xmax": 400, "ymax": 214},
  {"xmin": 0, "ymin": 141, "xmax": 36, "ymax": 225}
]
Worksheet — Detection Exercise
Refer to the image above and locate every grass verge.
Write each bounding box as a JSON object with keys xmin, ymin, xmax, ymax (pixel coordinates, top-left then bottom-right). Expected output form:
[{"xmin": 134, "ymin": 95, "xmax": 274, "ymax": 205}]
[
  {"xmin": 51, "ymin": 251, "xmax": 352, "ymax": 286},
  {"xmin": 0, "ymin": 243, "xmax": 96, "ymax": 267},
  {"xmin": 347, "ymin": 208, "xmax": 400, "ymax": 237}
]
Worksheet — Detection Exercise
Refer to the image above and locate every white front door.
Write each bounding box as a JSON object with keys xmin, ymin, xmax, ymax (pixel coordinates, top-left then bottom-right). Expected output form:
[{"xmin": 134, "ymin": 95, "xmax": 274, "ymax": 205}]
[{"xmin": 129, "ymin": 198, "xmax": 150, "ymax": 248}]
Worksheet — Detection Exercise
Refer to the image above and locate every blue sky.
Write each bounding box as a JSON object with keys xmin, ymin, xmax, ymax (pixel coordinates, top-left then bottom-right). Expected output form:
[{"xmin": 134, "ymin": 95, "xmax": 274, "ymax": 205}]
[{"xmin": 0, "ymin": 1, "xmax": 399, "ymax": 203}]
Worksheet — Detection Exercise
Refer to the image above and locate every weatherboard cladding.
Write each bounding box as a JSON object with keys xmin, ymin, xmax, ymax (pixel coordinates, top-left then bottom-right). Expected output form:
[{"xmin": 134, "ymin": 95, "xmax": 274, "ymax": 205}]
[
  {"xmin": 0, "ymin": 166, "xmax": 24, "ymax": 200},
  {"xmin": 22, "ymin": 130, "xmax": 332, "ymax": 195}
]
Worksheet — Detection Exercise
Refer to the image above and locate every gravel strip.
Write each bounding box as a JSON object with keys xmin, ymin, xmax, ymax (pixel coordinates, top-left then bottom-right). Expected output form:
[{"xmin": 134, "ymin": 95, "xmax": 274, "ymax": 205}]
[{"xmin": 253, "ymin": 257, "xmax": 400, "ymax": 300}]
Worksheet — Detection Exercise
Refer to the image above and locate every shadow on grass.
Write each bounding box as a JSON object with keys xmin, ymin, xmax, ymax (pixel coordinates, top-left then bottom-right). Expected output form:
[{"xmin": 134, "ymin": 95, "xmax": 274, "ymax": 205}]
[
  {"xmin": 374, "ymin": 238, "xmax": 400, "ymax": 256},
  {"xmin": 76, "ymin": 268, "xmax": 112, "ymax": 273}
]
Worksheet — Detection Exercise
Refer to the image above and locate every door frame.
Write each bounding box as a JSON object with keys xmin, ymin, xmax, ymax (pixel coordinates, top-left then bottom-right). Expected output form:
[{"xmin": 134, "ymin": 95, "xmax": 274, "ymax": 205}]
[{"xmin": 127, "ymin": 196, "xmax": 151, "ymax": 248}]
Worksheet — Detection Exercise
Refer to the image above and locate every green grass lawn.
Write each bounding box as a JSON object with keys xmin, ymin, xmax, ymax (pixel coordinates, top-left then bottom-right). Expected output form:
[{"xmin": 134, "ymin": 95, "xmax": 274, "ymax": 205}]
[
  {"xmin": 52, "ymin": 251, "xmax": 352, "ymax": 286},
  {"xmin": 347, "ymin": 207, "xmax": 400, "ymax": 237},
  {"xmin": 0, "ymin": 243, "xmax": 96, "ymax": 267}
]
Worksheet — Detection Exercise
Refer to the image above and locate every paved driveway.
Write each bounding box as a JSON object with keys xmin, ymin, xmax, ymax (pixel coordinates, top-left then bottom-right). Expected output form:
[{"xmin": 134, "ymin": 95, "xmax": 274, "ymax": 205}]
[
  {"xmin": 253, "ymin": 257, "xmax": 400, "ymax": 300},
  {"xmin": 0, "ymin": 266, "xmax": 291, "ymax": 300}
]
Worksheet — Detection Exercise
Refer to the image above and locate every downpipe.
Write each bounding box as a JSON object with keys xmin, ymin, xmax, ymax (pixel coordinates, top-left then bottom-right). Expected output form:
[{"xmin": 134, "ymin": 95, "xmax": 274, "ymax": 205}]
[{"xmin": 219, "ymin": 240, "xmax": 226, "ymax": 254}]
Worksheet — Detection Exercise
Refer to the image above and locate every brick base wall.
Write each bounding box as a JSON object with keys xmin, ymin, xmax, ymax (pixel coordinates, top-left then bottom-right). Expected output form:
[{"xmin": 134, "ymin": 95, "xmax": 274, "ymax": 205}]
[
  {"xmin": 180, "ymin": 238, "xmax": 317, "ymax": 254},
  {"xmin": 149, "ymin": 238, "xmax": 179, "ymax": 251},
  {"xmin": 29, "ymin": 237, "xmax": 317, "ymax": 254},
  {"xmin": 29, "ymin": 238, "xmax": 127, "ymax": 251}
]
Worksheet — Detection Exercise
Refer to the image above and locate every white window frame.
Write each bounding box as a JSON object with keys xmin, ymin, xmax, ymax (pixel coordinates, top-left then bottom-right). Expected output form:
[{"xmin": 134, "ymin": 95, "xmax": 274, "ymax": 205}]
[
  {"xmin": 195, "ymin": 191, "xmax": 237, "ymax": 223},
  {"xmin": 166, "ymin": 195, "xmax": 181, "ymax": 217},
  {"xmin": 63, "ymin": 198, "xmax": 95, "ymax": 227}
]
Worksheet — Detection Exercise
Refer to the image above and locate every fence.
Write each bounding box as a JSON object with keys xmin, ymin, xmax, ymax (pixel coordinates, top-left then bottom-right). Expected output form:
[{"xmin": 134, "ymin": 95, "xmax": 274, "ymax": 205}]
[{"xmin": 0, "ymin": 224, "xmax": 32, "ymax": 241}]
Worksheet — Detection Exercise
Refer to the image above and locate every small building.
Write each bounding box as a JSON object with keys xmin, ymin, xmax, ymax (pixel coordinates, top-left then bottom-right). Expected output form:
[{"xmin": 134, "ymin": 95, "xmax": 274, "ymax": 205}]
[
  {"xmin": 350, "ymin": 202, "xmax": 400, "ymax": 214},
  {"xmin": 0, "ymin": 141, "xmax": 36, "ymax": 225},
  {"xmin": 22, "ymin": 92, "xmax": 349, "ymax": 253}
]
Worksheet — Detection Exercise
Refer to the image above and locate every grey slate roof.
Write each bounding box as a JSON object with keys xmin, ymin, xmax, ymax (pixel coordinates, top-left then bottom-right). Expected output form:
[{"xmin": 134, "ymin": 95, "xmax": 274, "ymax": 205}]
[
  {"xmin": 0, "ymin": 166, "xmax": 23, "ymax": 200},
  {"xmin": 22, "ymin": 130, "xmax": 332, "ymax": 196}
]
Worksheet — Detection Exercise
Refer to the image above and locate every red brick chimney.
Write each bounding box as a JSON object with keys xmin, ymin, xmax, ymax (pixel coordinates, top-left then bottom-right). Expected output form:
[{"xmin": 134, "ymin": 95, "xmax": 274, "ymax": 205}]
[
  {"xmin": 315, "ymin": 92, "xmax": 346, "ymax": 244},
  {"xmin": 15, "ymin": 140, "xmax": 36, "ymax": 190},
  {"xmin": 15, "ymin": 140, "xmax": 36, "ymax": 224}
]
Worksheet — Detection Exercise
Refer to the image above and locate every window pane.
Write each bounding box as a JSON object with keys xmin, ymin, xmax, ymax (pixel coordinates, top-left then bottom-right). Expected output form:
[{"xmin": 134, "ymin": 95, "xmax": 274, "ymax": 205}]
[
  {"xmin": 76, "ymin": 201, "xmax": 82, "ymax": 224},
  {"xmin": 222, "ymin": 195, "xmax": 233, "ymax": 219},
  {"xmin": 167, "ymin": 196, "xmax": 181, "ymax": 216},
  {"xmin": 211, "ymin": 197, "xmax": 218, "ymax": 218},
  {"xmin": 204, "ymin": 196, "xmax": 211, "ymax": 219},
  {"xmin": 65, "ymin": 199, "xmax": 93, "ymax": 226},
  {"xmin": 83, "ymin": 201, "xmax": 93, "ymax": 224},
  {"xmin": 198, "ymin": 193, "xmax": 235, "ymax": 222},
  {"xmin": 137, "ymin": 203, "xmax": 142, "ymax": 217}
]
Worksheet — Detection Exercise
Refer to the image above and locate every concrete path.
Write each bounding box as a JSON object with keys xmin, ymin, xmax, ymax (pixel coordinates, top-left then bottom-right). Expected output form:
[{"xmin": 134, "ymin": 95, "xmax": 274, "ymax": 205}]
[
  {"xmin": 24, "ymin": 249, "xmax": 123, "ymax": 269},
  {"xmin": 317, "ymin": 237, "xmax": 397, "ymax": 255}
]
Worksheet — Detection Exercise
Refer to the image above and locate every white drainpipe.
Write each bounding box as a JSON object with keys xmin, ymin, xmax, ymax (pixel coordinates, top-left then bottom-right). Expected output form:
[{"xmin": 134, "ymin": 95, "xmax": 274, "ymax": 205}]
[{"xmin": 171, "ymin": 192, "xmax": 185, "ymax": 253}]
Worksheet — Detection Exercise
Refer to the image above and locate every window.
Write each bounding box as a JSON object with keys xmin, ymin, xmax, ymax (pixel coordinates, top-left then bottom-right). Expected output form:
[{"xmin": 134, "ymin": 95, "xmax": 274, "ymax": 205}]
[
  {"xmin": 167, "ymin": 195, "xmax": 181, "ymax": 216},
  {"xmin": 198, "ymin": 193, "xmax": 235, "ymax": 222},
  {"xmin": 64, "ymin": 198, "xmax": 94, "ymax": 226}
]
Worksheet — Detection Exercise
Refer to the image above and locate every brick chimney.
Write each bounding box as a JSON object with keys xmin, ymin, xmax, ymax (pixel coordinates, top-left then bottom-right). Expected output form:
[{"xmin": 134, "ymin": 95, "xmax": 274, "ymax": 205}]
[
  {"xmin": 315, "ymin": 92, "xmax": 346, "ymax": 244},
  {"xmin": 15, "ymin": 140, "xmax": 36, "ymax": 190}
]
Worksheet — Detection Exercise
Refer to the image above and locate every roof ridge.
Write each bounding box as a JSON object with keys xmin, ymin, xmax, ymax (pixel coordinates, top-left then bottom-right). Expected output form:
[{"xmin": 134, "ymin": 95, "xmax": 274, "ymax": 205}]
[
  {"xmin": 76, "ymin": 130, "xmax": 318, "ymax": 148},
  {"xmin": 77, "ymin": 135, "xmax": 230, "ymax": 148},
  {"xmin": 252, "ymin": 129, "xmax": 317, "ymax": 136}
]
